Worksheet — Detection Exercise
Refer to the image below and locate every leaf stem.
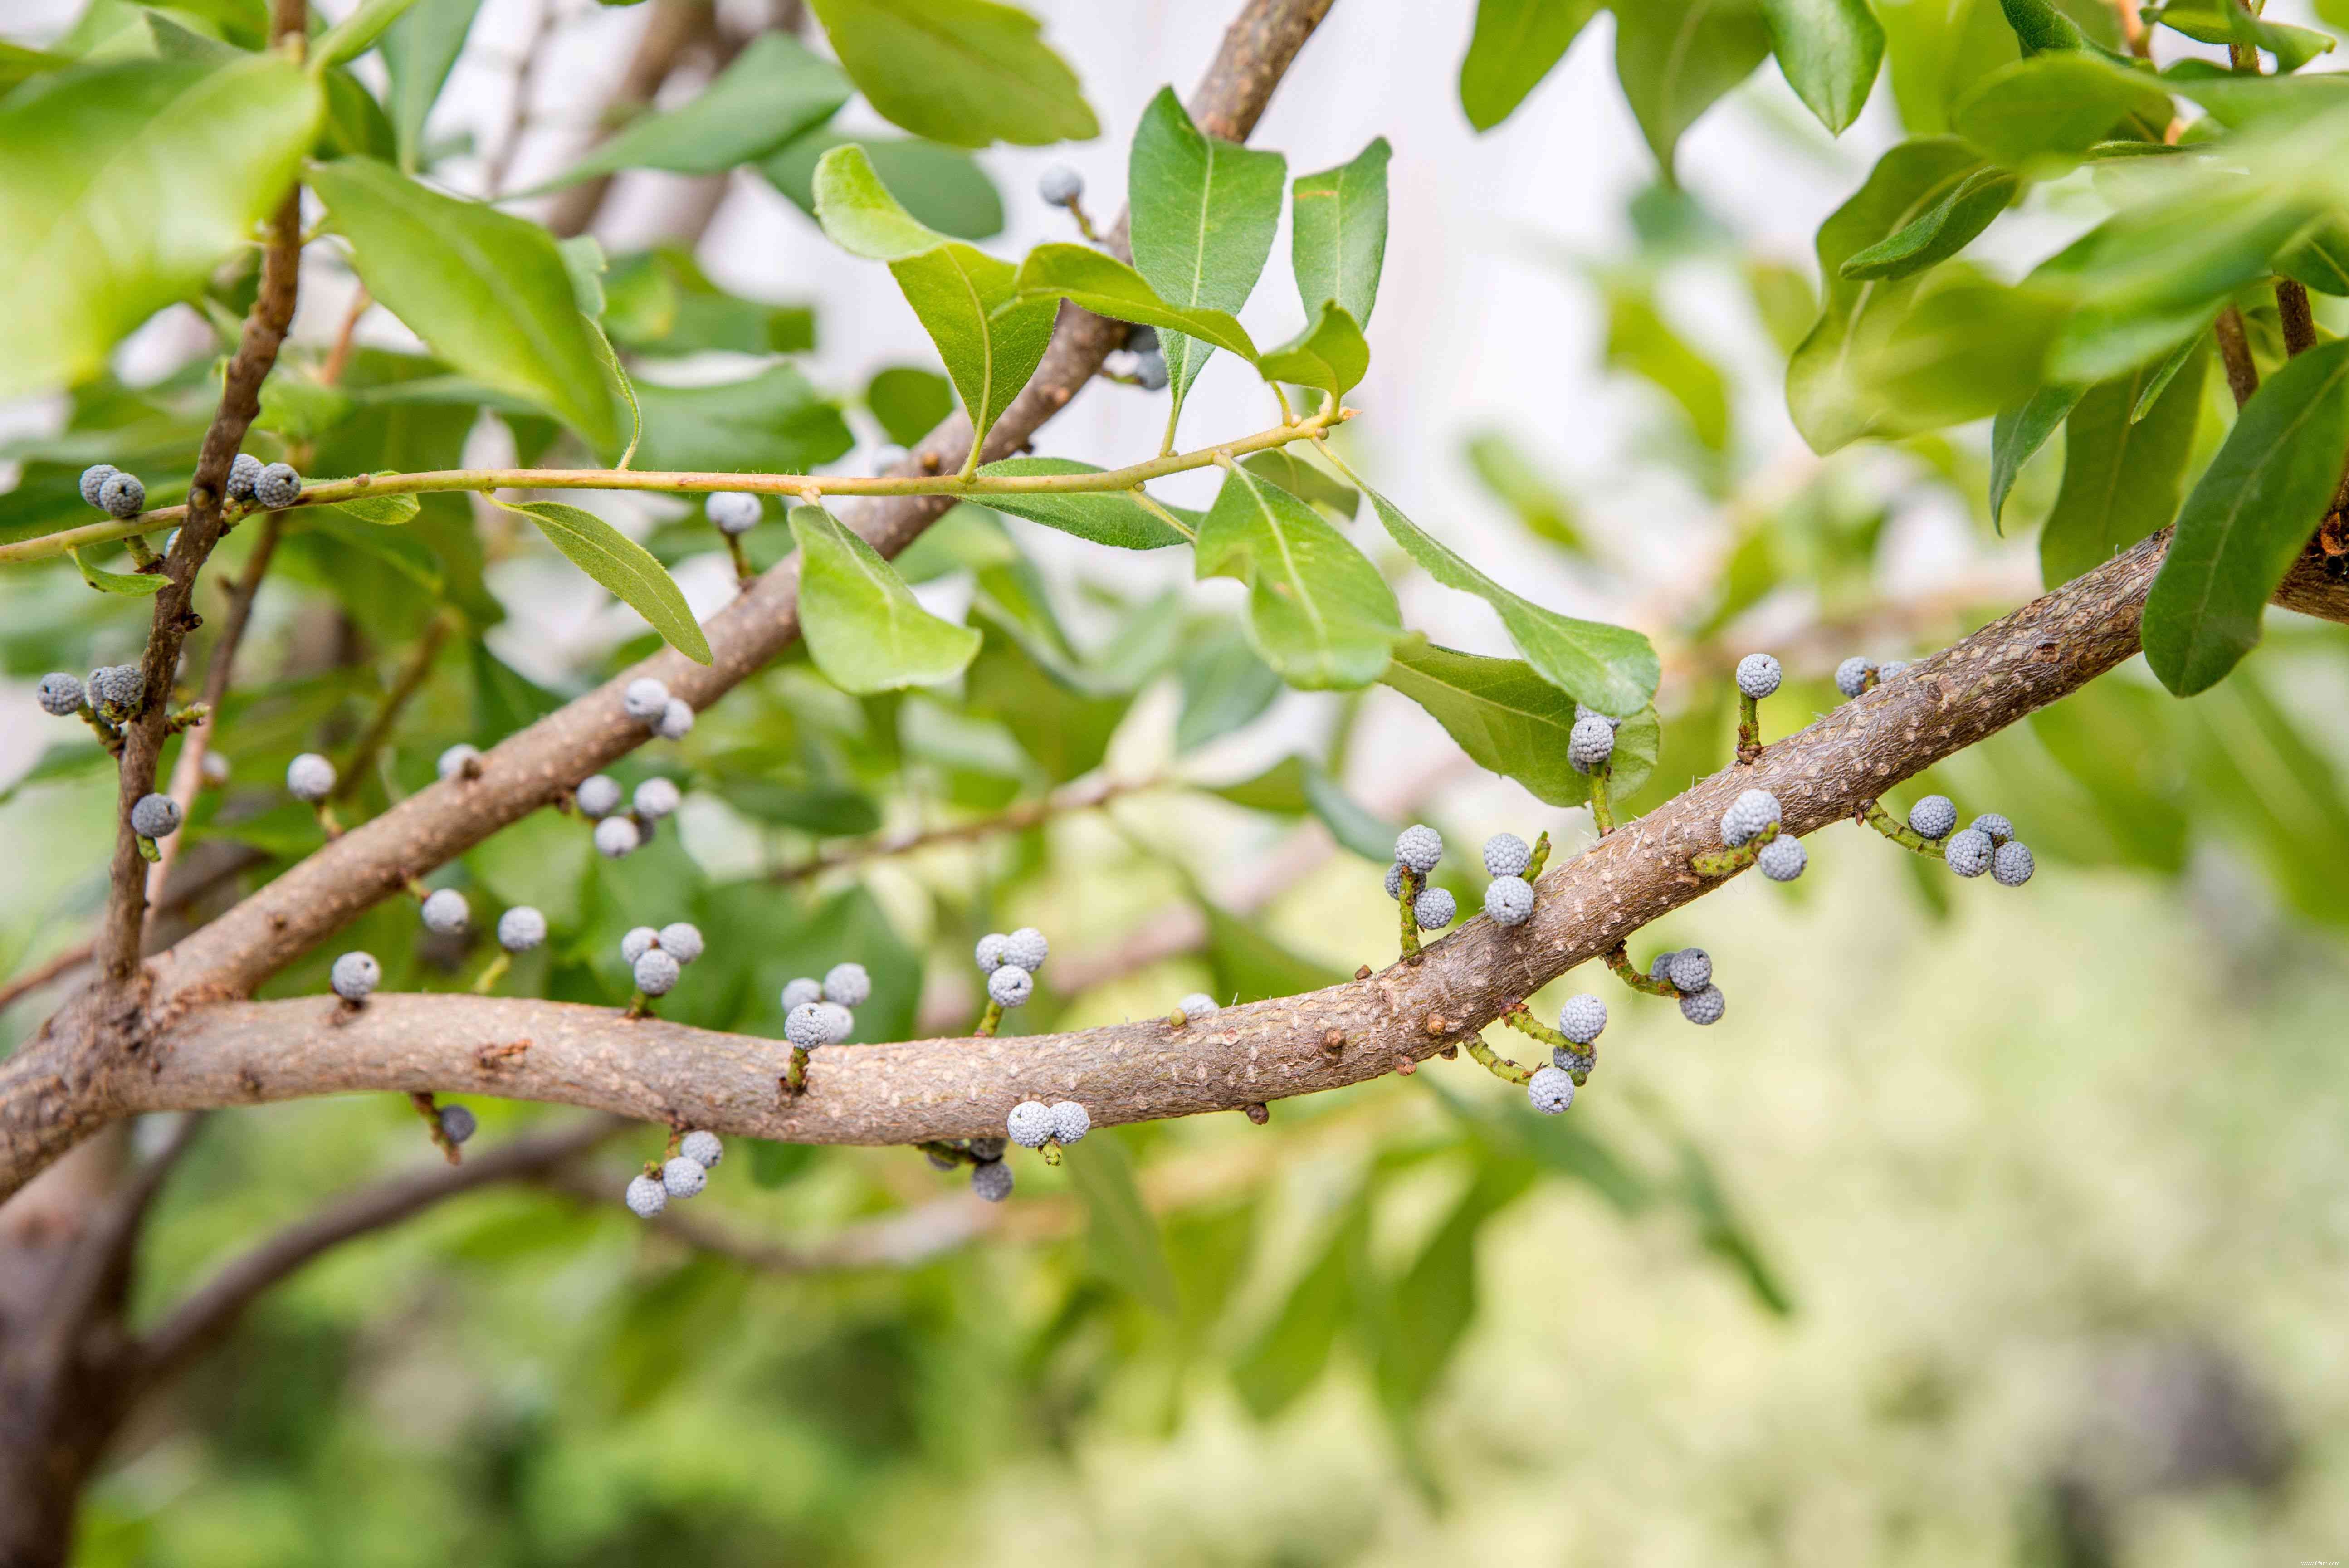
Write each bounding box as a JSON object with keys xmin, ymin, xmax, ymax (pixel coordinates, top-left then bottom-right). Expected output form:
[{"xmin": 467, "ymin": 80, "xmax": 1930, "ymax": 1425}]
[
  {"xmin": 1855, "ymin": 798, "xmax": 1947, "ymax": 859},
  {"xmin": 1737, "ymin": 691, "xmax": 1763, "ymax": 764},
  {"xmin": 1589, "ymin": 762, "xmax": 1617, "ymax": 835}
]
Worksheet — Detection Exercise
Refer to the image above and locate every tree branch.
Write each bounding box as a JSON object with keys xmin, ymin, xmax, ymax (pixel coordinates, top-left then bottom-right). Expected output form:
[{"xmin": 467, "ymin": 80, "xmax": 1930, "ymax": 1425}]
[
  {"xmin": 773, "ymin": 772, "xmax": 1162, "ymax": 884},
  {"xmin": 134, "ymin": 1115, "xmax": 625, "ymax": 1382}
]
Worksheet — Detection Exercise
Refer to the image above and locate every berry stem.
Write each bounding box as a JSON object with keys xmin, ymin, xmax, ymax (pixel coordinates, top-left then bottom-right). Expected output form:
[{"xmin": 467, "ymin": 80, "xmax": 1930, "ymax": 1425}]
[
  {"xmin": 1589, "ymin": 762, "xmax": 1617, "ymax": 836},
  {"xmin": 1063, "ymin": 195, "xmax": 1100, "ymax": 244},
  {"xmin": 1499, "ymin": 1002, "xmax": 1571, "ymax": 1052},
  {"xmin": 164, "ymin": 703, "xmax": 211, "ymax": 735},
  {"xmin": 313, "ymin": 801, "xmax": 344, "ymax": 840},
  {"xmin": 972, "ymin": 999, "xmax": 1003, "ymax": 1038},
  {"xmin": 77, "ymin": 707, "xmax": 125, "ymax": 757},
  {"xmin": 122, "ymin": 532, "xmax": 161, "ymax": 570},
  {"xmin": 1604, "ymin": 941, "xmax": 1679, "ymax": 997},
  {"xmin": 471, "ymin": 952, "xmax": 511, "ymax": 995},
  {"xmin": 623, "ymin": 993, "xmax": 651, "ymax": 1021},
  {"xmin": 1462, "ymin": 1032, "xmax": 1533, "ymax": 1087},
  {"xmin": 1737, "ymin": 692, "xmax": 1763, "ymax": 765},
  {"xmin": 917, "ymin": 1139, "xmax": 979, "ymax": 1167},
  {"xmin": 724, "ymin": 531, "xmax": 754, "ymax": 590},
  {"xmin": 1524, "ymin": 830, "xmax": 1551, "ymax": 880},
  {"xmin": 1397, "ymin": 865, "xmax": 1425, "ymax": 961},
  {"xmin": 782, "ymin": 1045, "xmax": 810, "ymax": 1096},
  {"xmin": 1041, "ymin": 1139, "xmax": 1064, "ymax": 1166},
  {"xmin": 1856, "ymin": 799, "xmax": 1948, "ymax": 858},
  {"xmin": 1690, "ymin": 822, "xmax": 1779, "ymax": 879},
  {"xmin": 135, "ymin": 835, "xmax": 160, "ymax": 864},
  {"xmin": 408, "ymin": 1090, "xmax": 460, "ymax": 1164}
]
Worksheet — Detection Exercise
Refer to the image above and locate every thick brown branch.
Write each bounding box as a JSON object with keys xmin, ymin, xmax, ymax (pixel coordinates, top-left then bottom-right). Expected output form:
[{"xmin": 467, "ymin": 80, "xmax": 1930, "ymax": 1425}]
[{"xmin": 135, "ymin": 1115, "xmax": 624, "ymax": 1381}]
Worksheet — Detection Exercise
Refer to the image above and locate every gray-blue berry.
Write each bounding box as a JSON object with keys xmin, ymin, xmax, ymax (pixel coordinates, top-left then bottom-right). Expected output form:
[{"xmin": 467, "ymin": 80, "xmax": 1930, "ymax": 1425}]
[
  {"xmin": 623, "ymin": 677, "xmax": 669, "ymax": 724},
  {"xmin": 1945, "ymin": 827, "xmax": 1993, "ymax": 878},
  {"xmin": 130, "ymin": 792, "xmax": 181, "ymax": 839},
  {"xmin": 436, "ymin": 743, "xmax": 482, "ymax": 781},
  {"xmin": 1877, "ymin": 659, "xmax": 1909, "ymax": 680},
  {"xmin": 1575, "ymin": 703, "xmax": 1624, "ymax": 731},
  {"xmin": 1677, "ymin": 985, "xmax": 1725, "ymax": 1026},
  {"xmin": 1134, "ymin": 351, "xmax": 1169, "ymax": 391},
  {"xmin": 1413, "ymin": 886, "xmax": 1456, "ymax": 930},
  {"xmin": 1970, "ymin": 812, "xmax": 2014, "ymax": 845},
  {"xmin": 634, "ymin": 948, "xmax": 680, "ymax": 996},
  {"xmin": 662, "ymin": 1155, "xmax": 706, "ymax": 1198},
  {"xmin": 621, "ymin": 926, "xmax": 659, "ymax": 965},
  {"xmin": 1650, "ymin": 950, "xmax": 1680, "ymax": 985},
  {"xmin": 625, "ymin": 1173, "xmax": 667, "ymax": 1217},
  {"xmin": 1553, "ymin": 1045, "xmax": 1596, "ymax": 1079},
  {"xmin": 438, "ymin": 1104, "xmax": 477, "ymax": 1144},
  {"xmin": 785, "ymin": 1002, "xmax": 830, "ymax": 1047},
  {"xmin": 1395, "ymin": 824, "xmax": 1443, "ymax": 873},
  {"xmin": 987, "ymin": 964, "xmax": 1032, "ymax": 1007},
  {"xmin": 1048, "ymin": 1102, "xmax": 1090, "ymax": 1144},
  {"xmin": 420, "ymin": 888, "xmax": 469, "ymax": 935},
  {"xmin": 1907, "ymin": 795, "xmax": 1957, "ymax": 840},
  {"xmin": 1757, "ymin": 836, "xmax": 1807, "ymax": 881},
  {"xmin": 972, "ymin": 1159, "xmax": 1014, "ymax": 1201},
  {"xmin": 1992, "ymin": 840, "xmax": 2034, "ymax": 887},
  {"xmin": 1667, "ymin": 948, "xmax": 1712, "ymax": 992},
  {"xmin": 1038, "ymin": 164, "xmax": 1084, "ymax": 205},
  {"xmin": 37, "ymin": 673, "xmax": 84, "ymax": 716},
  {"xmin": 815, "ymin": 1001, "xmax": 855, "ymax": 1042},
  {"xmin": 253, "ymin": 463, "xmax": 302, "ymax": 509},
  {"xmin": 1484, "ymin": 876, "xmax": 1534, "ymax": 926},
  {"xmin": 1175, "ymin": 992, "xmax": 1218, "ymax": 1017},
  {"xmin": 1558, "ymin": 992, "xmax": 1607, "ymax": 1045},
  {"xmin": 594, "ymin": 816, "xmax": 640, "ymax": 858},
  {"xmin": 1720, "ymin": 788, "xmax": 1781, "ymax": 847},
  {"xmin": 1735, "ymin": 653, "xmax": 1782, "ymax": 699},
  {"xmin": 498, "ymin": 906, "xmax": 547, "ymax": 952},
  {"xmin": 226, "ymin": 452, "xmax": 263, "ymax": 503},
  {"xmin": 330, "ymin": 951, "xmax": 379, "ymax": 1001},
  {"xmin": 1833, "ymin": 656, "xmax": 1875, "ymax": 698},
  {"xmin": 680, "ymin": 1129, "xmax": 723, "ymax": 1167},
  {"xmin": 656, "ymin": 922, "xmax": 703, "ymax": 964},
  {"xmin": 1527, "ymin": 1065, "xmax": 1576, "ymax": 1114},
  {"xmin": 633, "ymin": 777, "xmax": 680, "ymax": 821},
  {"xmin": 1003, "ymin": 928, "xmax": 1048, "ymax": 972},
  {"xmin": 1385, "ymin": 862, "xmax": 1405, "ymax": 899},
  {"xmin": 79, "ymin": 465, "xmax": 118, "ymax": 507},
  {"xmin": 1568, "ymin": 714, "xmax": 1616, "ymax": 774},
  {"xmin": 575, "ymin": 774, "xmax": 622, "ymax": 817},
  {"xmin": 975, "ymin": 933, "xmax": 1008, "ymax": 972},
  {"xmin": 706, "ymin": 491, "xmax": 760, "ymax": 535},
  {"xmin": 1006, "ymin": 1100, "xmax": 1054, "ymax": 1148},
  {"xmin": 286, "ymin": 752, "xmax": 336, "ymax": 802},
  {"xmin": 654, "ymin": 698, "xmax": 694, "ymax": 740},
  {"xmin": 782, "ymin": 976, "xmax": 823, "ymax": 1011},
  {"xmin": 98, "ymin": 473, "xmax": 144, "ymax": 518},
  {"xmin": 1482, "ymin": 832, "xmax": 1531, "ymax": 878},
  {"xmin": 93, "ymin": 664, "xmax": 145, "ymax": 714},
  {"xmin": 824, "ymin": 962, "xmax": 870, "ymax": 1006}
]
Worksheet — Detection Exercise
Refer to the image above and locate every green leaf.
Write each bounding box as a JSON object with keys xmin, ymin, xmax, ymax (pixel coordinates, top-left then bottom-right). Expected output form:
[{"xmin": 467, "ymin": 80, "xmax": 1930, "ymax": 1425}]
[
  {"xmin": 1292, "ymin": 137, "xmax": 1391, "ymax": 328},
  {"xmin": 1838, "ymin": 166, "xmax": 2017, "ymax": 281},
  {"xmin": 1875, "ymin": 0, "xmax": 2021, "ymax": 136},
  {"xmin": 1363, "ymin": 484, "xmax": 1659, "ymax": 716},
  {"xmin": 2142, "ymin": 2, "xmax": 2335, "ymax": 72},
  {"xmin": 1383, "ymin": 641, "xmax": 1660, "ymax": 806},
  {"xmin": 1675, "ymin": 1138, "xmax": 1795, "ymax": 1315},
  {"xmin": 1988, "ymin": 383, "xmax": 2080, "ymax": 528},
  {"xmin": 1192, "ymin": 464, "xmax": 1402, "ymax": 690},
  {"xmin": 493, "ymin": 499, "xmax": 712, "ymax": 664},
  {"xmin": 1465, "ymin": 430, "xmax": 1583, "ymax": 550},
  {"xmin": 318, "ymin": 66, "xmax": 400, "ymax": 163},
  {"xmin": 330, "ymin": 489, "xmax": 423, "ymax": 525},
  {"xmin": 1128, "ymin": 87, "xmax": 1287, "ymax": 428},
  {"xmin": 630, "ymin": 364, "xmax": 853, "ymax": 473},
  {"xmin": 314, "ymin": 0, "xmax": 427, "ymax": 68},
  {"xmin": 0, "ymin": 42, "xmax": 70, "ymax": 93},
  {"xmin": 1950, "ymin": 52, "xmax": 2170, "ymax": 171},
  {"xmin": 2144, "ymin": 338, "xmax": 2349, "ymax": 694},
  {"xmin": 68, "ymin": 548, "xmax": 165, "ymax": 596},
  {"xmin": 759, "ymin": 130, "xmax": 1004, "ymax": 240},
  {"xmin": 867, "ymin": 366, "xmax": 955, "ymax": 445},
  {"xmin": 1300, "ymin": 758, "xmax": 1398, "ymax": 863},
  {"xmin": 1457, "ymin": 0, "xmax": 1602, "ymax": 131},
  {"xmin": 1177, "ymin": 623, "xmax": 1281, "ymax": 750},
  {"xmin": 1201, "ymin": 901, "xmax": 1350, "ymax": 1004},
  {"xmin": 2154, "ymin": 60, "xmax": 2349, "ymax": 130},
  {"xmin": 309, "ymin": 157, "xmax": 620, "ymax": 450},
  {"xmin": 2278, "ymin": 218, "xmax": 2349, "ymax": 298},
  {"xmin": 1065, "ymin": 1131, "xmax": 1179, "ymax": 1319},
  {"xmin": 0, "ymin": 54, "xmax": 321, "ymax": 399},
  {"xmin": 1232, "ymin": 1201, "xmax": 1359, "ymax": 1419},
  {"xmin": 378, "ymin": 0, "xmax": 480, "ymax": 171},
  {"xmin": 1009, "ymin": 243, "xmax": 1258, "ymax": 360},
  {"xmin": 804, "ymin": 0, "xmax": 1098, "ymax": 147},
  {"xmin": 1239, "ymin": 449, "xmax": 1358, "ymax": 518},
  {"xmin": 810, "ymin": 139, "xmax": 952, "ymax": 258},
  {"xmin": 1255, "ymin": 302, "xmax": 1369, "ymax": 401},
  {"xmin": 1837, "ymin": 276, "xmax": 2066, "ymax": 441},
  {"xmin": 1761, "ymin": 0, "xmax": 1886, "ymax": 135},
  {"xmin": 2040, "ymin": 346, "xmax": 2207, "ymax": 586},
  {"xmin": 601, "ymin": 246, "xmax": 816, "ymax": 357},
  {"xmin": 970, "ymin": 457, "xmax": 1191, "ymax": 548},
  {"xmin": 1994, "ymin": 0, "xmax": 2108, "ymax": 54},
  {"xmin": 541, "ymin": 34, "xmax": 849, "ymax": 186},
  {"xmin": 1603, "ymin": 282, "xmax": 1730, "ymax": 451},
  {"xmin": 1376, "ymin": 1167, "xmax": 1531, "ymax": 1416},
  {"xmin": 1614, "ymin": 0, "xmax": 1775, "ymax": 181},
  {"xmin": 790, "ymin": 503, "xmax": 981, "ymax": 692}
]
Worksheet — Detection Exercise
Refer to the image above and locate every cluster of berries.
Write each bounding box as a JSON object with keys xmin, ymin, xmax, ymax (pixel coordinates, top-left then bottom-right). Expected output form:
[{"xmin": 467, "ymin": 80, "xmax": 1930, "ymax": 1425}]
[
  {"xmin": 624, "ymin": 921, "xmax": 706, "ymax": 1000},
  {"xmin": 1721, "ymin": 786, "xmax": 1807, "ymax": 882},
  {"xmin": 782, "ymin": 962, "xmax": 871, "ymax": 1047},
  {"xmin": 1833, "ymin": 655, "xmax": 1910, "ymax": 698},
  {"xmin": 625, "ymin": 1128, "xmax": 727, "ymax": 1218},
  {"xmin": 39, "ymin": 664, "xmax": 144, "ymax": 725},
  {"xmin": 1646, "ymin": 945, "xmax": 1728, "ymax": 1025},
  {"xmin": 1904, "ymin": 795, "xmax": 2034, "ymax": 886},
  {"xmin": 975, "ymin": 926, "xmax": 1049, "ymax": 1012},
  {"xmin": 1386, "ymin": 824, "xmax": 1457, "ymax": 931},
  {"xmin": 1479, "ymin": 830, "xmax": 1538, "ymax": 926},
  {"xmin": 78, "ymin": 463, "xmax": 147, "ymax": 519},
  {"xmin": 326, "ymin": 903, "xmax": 547, "ymax": 1005},
  {"xmin": 576, "ymin": 770, "xmax": 684, "ymax": 860},
  {"xmin": 1524, "ymin": 992, "xmax": 1608, "ymax": 1115},
  {"xmin": 1005, "ymin": 1096, "xmax": 1091, "ymax": 1167}
]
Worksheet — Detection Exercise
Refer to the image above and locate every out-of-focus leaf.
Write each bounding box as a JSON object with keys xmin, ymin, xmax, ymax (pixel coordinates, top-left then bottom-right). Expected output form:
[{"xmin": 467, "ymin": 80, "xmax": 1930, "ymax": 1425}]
[
  {"xmin": 630, "ymin": 365, "xmax": 853, "ymax": 474},
  {"xmin": 314, "ymin": 0, "xmax": 427, "ymax": 67},
  {"xmin": 1365, "ymin": 484, "xmax": 1659, "ymax": 716},
  {"xmin": 746, "ymin": 1140, "xmax": 815, "ymax": 1189},
  {"xmin": 1208, "ymin": 754, "xmax": 1311, "ymax": 814},
  {"xmin": 1675, "ymin": 1138, "xmax": 1795, "ymax": 1316},
  {"xmin": 790, "ymin": 503, "xmax": 980, "ymax": 693},
  {"xmin": 310, "ymin": 157, "xmax": 619, "ymax": 449},
  {"xmin": 1065, "ymin": 1131, "xmax": 1179, "ymax": 1320},
  {"xmin": 1466, "ymin": 430, "xmax": 1582, "ymax": 550},
  {"xmin": 1301, "ymin": 760, "xmax": 1397, "ymax": 863},
  {"xmin": 470, "ymin": 640, "xmax": 563, "ymax": 738},
  {"xmin": 1875, "ymin": 0, "xmax": 2020, "ymax": 135},
  {"xmin": 1823, "ymin": 275, "xmax": 2067, "ymax": 448},
  {"xmin": 1176, "ymin": 621, "xmax": 1282, "ymax": 751},
  {"xmin": 715, "ymin": 779, "xmax": 882, "ymax": 835},
  {"xmin": 1762, "ymin": 0, "xmax": 1886, "ymax": 135},
  {"xmin": 1434, "ymin": 1080, "xmax": 1653, "ymax": 1215},
  {"xmin": 759, "ymin": 129, "xmax": 1004, "ymax": 239},
  {"xmin": 1382, "ymin": 641, "xmax": 1660, "ymax": 806},
  {"xmin": 1240, "ymin": 449, "xmax": 1358, "ymax": 518},
  {"xmin": 1375, "ymin": 1164, "xmax": 1533, "ymax": 1417},
  {"xmin": 2184, "ymin": 666, "xmax": 2349, "ymax": 927},
  {"xmin": 1949, "ymin": 52, "xmax": 2169, "ymax": 171},
  {"xmin": 0, "ymin": 42, "xmax": 70, "ymax": 92},
  {"xmin": 1231, "ymin": 1199, "xmax": 1361, "ymax": 1420},
  {"xmin": 0, "ymin": 54, "xmax": 320, "ymax": 398},
  {"xmin": 1838, "ymin": 166, "xmax": 2016, "ymax": 281},
  {"xmin": 1291, "ymin": 137, "xmax": 1390, "ymax": 327},
  {"xmin": 1202, "ymin": 902, "xmax": 1348, "ymax": 1006},
  {"xmin": 601, "ymin": 246, "xmax": 816, "ymax": 357},
  {"xmin": 866, "ymin": 366, "xmax": 955, "ymax": 446},
  {"xmin": 1989, "ymin": 383, "xmax": 2080, "ymax": 529},
  {"xmin": 971, "ymin": 458, "xmax": 1192, "ymax": 548},
  {"xmin": 2040, "ymin": 344, "xmax": 2206, "ymax": 586},
  {"xmin": 1129, "ymin": 87, "xmax": 1286, "ymax": 427},
  {"xmin": 1604, "ymin": 282, "xmax": 1730, "ymax": 450},
  {"xmin": 2144, "ymin": 338, "xmax": 2349, "ymax": 694},
  {"xmin": 2277, "ymin": 219, "xmax": 2349, "ymax": 297},
  {"xmin": 542, "ymin": 34, "xmax": 848, "ymax": 186},
  {"xmin": 1011, "ymin": 243, "xmax": 1259, "ymax": 361},
  {"xmin": 378, "ymin": 0, "xmax": 480, "ymax": 171},
  {"xmin": 803, "ymin": 0, "xmax": 1098, "ymax": 147},
  {"xmin": 1194, "ymin": 465, "xmax": 1401, "ymax": 690},
  {"xmin": 494, "ymin": 499, "xmax": 711, "ymax": 664},
  {"xmin": 2143, "ymin": 1, "xmax": 2335, "ymax": 72},
  {"xmin": 1614, "ymin": 0, "xmax": 1774, "ymax": 181},
  {"xmin": 317, "ymin": 66, "xmax": 399, "ymax": 163},
  {"xmin": 1457, "ymin": 0, "xmax": 1601, "ymax": 131},
  {"xmin": 467, "ymin": 808, "xmax": 593, "ymax": 929}
]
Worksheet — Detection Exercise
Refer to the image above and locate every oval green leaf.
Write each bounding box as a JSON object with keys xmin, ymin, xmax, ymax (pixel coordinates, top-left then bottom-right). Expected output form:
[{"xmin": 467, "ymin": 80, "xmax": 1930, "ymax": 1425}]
[
  {"xmin": 790, "ymin": 503, "xmax": 982, "ymax": 692},
  {"xmin": 495, "ymin": 498, "xmax": 712, "ymax": 664}
]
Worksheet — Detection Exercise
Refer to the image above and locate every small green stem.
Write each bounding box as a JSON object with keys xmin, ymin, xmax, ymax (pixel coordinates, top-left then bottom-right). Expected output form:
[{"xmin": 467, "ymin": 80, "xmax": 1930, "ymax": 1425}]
[
  {"xmin": 314, "ymin": 801, "xmax": 344, "ymax": 840},
  {"xmin": 471, "ymin": 952, "xmax": 512, "ymax": 995},
  {"xmin": 1462, "ymin": 1033, "xmax": 1533, "ymax": 1087},
  {"xmin": 165, "ymin": 702, "xmax": 210, "ymax": 735},
  {"xmin": 1737, "ymin": 692, "xmax": 1762, "ymax": 764},
  {"xmin": 410, "ymin": 1091, "xmax": 460, "ymax": 1163},
  {"xmin": 1500, "ymin": 1003, "xmax": 1570, "ymax": 1052},
  {"xmin": 135, "ymin": 835, "xmax": 160, "ymax": 864},
  {"xmin": 973, "ymin": 999, "xmax": 1004, "ymax": 1038},
  {"xmin": 1857, "ymin": 799, "xmax": 1947, "ymax": 859},
  {"xmin": 724, "ymin": 531, "xmax": 754, "ymax": 588},
  {"xmin": 1041, "ymin": 1139, "xmax": 1064, "ymax": 1166},
  {"xmin": 918, "ymin": 1139, "xmax": 979, "ymax": 1167},
  {"xmin": 1605, "ymin": 942, "xmax": 1679, "ymax": 997},
  {"xmin": 123, "ymin": 533, "xmax": 160, "ymax": 569},
  {"xmin": 782, "ymin": 1044, "xmax": 810, "ymax": 1095},
  {"xmin": 1690, "ymin": 822, "xmax": 1779, "ymax": 879},
  {"xmin": 77, "ymin": 707, "xmax": 123, "ymax": 757},
  {"xmin": 1589, "ymin": 762, "xmax": 1617, "ymax": 835},
  {"xmin": 624, "ymin": 993, "xmax": 651, "ymax": 1020},
  {"xmin": 1397, "ymin": 865, "xmax": 1424, "ymax": 961},
  {"xmin": 1524, "ymin": 830, "xmax": 1551, "ymax": 880}
]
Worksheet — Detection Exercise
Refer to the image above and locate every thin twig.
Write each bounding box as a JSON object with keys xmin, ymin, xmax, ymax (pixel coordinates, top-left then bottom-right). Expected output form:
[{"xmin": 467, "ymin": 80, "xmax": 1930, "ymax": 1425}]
[
  {"xmin": 2214, "ymin": 306, "xmax": 2260, "ymax": 409},
  {"xmin": 331, "ymin": 612, "xmax": 455, "ymax": 802},
  {"xmin": 774, "ymin": 774, "xmax": 1164, "ymax": 884}
]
